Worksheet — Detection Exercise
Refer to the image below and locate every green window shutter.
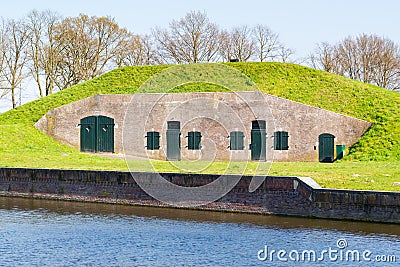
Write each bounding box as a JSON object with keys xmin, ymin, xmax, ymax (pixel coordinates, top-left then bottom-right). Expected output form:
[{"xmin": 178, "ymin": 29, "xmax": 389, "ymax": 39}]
[
  {"xmin": 188, "ymin": 131, "xmax": 201, "ymax": 150},
  {"xmin": 154, "ymin": 132, "xmax": 160, "ymax": 149},
  {"xmin": 274, "ymin": 131, "xmax": 289, "ymax": 150},
  {"xmin": 188, "ymin": 132, "xmax": 193, "ymax": 149},
  {"xmin": 274, "ymin": 131, "xmax": 281, "ymax": 150},
  {"xmin": 146, "ymin": 131, "xmax": 160, "ymax": 150},
  {"xmin": 230, "ymin": 131, "xmax": 244, "ymax": 150},
  {"xmin": 146, "ymin": 132, "xmax": 153, "ymax": 150},
  {"xmin": 281, "ymin": 131, "xmax": 289, "ymax": 150}
]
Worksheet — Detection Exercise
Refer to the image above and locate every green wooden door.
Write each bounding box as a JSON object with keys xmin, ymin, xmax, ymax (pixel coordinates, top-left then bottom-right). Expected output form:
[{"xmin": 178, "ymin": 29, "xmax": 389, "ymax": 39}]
[
  {"xmin": 251, "ymin": 130, "xmax": 266, "ymax": 160},
  {"xmin": 250, "ymin": 120, "xmax": 266, "ymax": 161},
  {"xmin": 167, "ymin": 129, "xmax": 180, "ymax": 160},
  {"xmin": 80, "ymin": 116, "xmax": 114, "ymax": 153},
  {"xmin": 80, "ymin": 116, "xmax": 97, "ymax": 152},
  {"xmin": 166, "ymin": 121, "xmax": 180, "ymax": 160},
  {"xmin": 97, "ymin": 116, "xmax": 114, "ymax": 153},
  {"xmin": 319, "ymin": 133, "xmax": 335, "ymax": 162}
]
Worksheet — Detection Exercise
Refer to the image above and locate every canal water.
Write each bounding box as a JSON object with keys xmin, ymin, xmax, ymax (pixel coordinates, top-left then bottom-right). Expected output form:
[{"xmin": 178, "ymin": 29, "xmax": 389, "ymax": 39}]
[{"xmin": 0, "ymin": 197, "xmax": 399, "ymax": 266}]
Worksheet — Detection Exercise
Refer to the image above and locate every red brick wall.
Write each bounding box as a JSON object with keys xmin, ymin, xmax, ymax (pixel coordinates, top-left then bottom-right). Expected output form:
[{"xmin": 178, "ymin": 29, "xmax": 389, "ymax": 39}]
[{"xmin": 0, "ymin": 168, "xmax": 398, "ymax": 223}]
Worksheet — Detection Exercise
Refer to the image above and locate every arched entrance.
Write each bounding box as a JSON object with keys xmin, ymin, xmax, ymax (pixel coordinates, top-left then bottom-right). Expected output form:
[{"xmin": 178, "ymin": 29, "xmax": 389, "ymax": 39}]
[
  {"xmin": 319, "ymin": 133, "xmax": 335, "ymax": 162},
  {"xmin": 80, "ymin": 115, "xmax": 114, "ymax": 152}
]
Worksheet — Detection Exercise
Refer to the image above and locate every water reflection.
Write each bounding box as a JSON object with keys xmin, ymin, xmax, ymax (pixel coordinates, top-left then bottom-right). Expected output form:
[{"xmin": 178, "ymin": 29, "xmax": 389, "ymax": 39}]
[
  {"xmin": 1, "ymin": 197, "xmax": 399, "ymax": 267},
  {"xmin": 1, "ymin": 196, "xmax": 399, "ymax": 237}
]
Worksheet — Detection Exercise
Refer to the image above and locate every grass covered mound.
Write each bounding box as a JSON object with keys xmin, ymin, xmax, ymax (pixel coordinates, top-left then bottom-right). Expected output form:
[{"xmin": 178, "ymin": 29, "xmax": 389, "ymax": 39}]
[
  {"xmin": 232, "ymin": 63, "xmax": 400, "ymax": 161},
  {"xmin": 0, "ymin": 65, "xmax": 168, "ymax": 124},
  {"xmin": 0, "ymin": 62, "xmax": 399, "ymax": 191},
  {"xmin": 2, "ymin": 62, "xmax": 398, "ymax": 160}
]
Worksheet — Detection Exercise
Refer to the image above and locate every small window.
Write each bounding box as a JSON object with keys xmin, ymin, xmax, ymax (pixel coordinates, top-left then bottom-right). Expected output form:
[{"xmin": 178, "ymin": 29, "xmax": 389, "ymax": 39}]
[
  {"xmin": 187, "ymin": 131, "xmax": 201, "ymax": 150},
  {"xmin": 274, "ymin": 131, "xmax": 289, "ymax": 150},
  {"xmin": 230, "ymin": 131, "xmax": 244, "ymax": 150},
  {"xmin": 146, "ymin": 131, "xmax": 160, "ymax": 150}
]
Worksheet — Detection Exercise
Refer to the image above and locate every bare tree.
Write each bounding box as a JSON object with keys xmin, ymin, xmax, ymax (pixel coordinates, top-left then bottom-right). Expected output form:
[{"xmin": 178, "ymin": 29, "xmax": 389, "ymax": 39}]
[
  {"xmin": 253, "ymin": 25, "xmax": 280, "ymax": 62},
  {"xmin": 310, "ymin": 34, "xmax": 400, "ymax": 90},
  {"xmin": 309, "ymin": 42, "xmax": 338, "ymax": 72},
  {"xmin": 26, "ymin": 10, "xmax": 44, "ymax": 97},
  {"xmin": 0, "ymin": 26, "xmax": 6, "ymax": 100},
  {"xmin": 337, "ymin": 37, "xmax": 361, "ymax": 80},
  {"xmin": 370, "ymin": 37, "xmax": 400, "ymax": 90},
  {"xmin": 218, "ymin": 30, "xmax": 233, "ymax": 62},
  {"xmin": 0, "ymin": 19, "xmax": 30, "ymax": 109},
  {"xmin": 153, "ymin": 11, "xmax": 220, "ymax": 63},
  {"xmin": 230, "ymin": 25, "xmax": 255, "ymax": 62},
  {"xmin": 89, "ymin": 16, "xmax": 129, "ymax": 76},
  {"xmin": 276, "ymin": 46, "xmax": 295, "ymax": 63},
  {"xmin": 26, "ymin": 10, "xmax": 62, "ymax": 97},
  {"xmin": 357, "ymin": 34, "xmax": 378, "ymax": 83},
  {"xmin": 114, "ymin": 34, "xmax": 158, "ymax": 67},
  {"xmin": 47, "ymin": 15, "xmax": 82, "ymax": 89},
  {"xmin": 219, "ymin": 26, "xmax": 255, "ymax": 62},
  {"xmin": 41, "ymin": 11, "xmax": 63, "ymax": 95},
  {"xmin": 52, "ymin": 14, "xmax": 129, "ymax": 90}
]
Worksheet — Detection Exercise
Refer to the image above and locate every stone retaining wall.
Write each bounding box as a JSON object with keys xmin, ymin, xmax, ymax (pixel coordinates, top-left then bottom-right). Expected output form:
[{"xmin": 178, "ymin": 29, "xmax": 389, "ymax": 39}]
[{"xmin": 0, "ymin": 168, "xmax": 399, "ymax": 223}]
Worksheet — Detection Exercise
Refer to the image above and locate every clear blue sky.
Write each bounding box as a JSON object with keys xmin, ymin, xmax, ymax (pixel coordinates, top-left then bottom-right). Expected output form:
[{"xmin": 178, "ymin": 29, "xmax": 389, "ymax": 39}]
[{"xmin": 0, "ymin": 0, "xmax": 399, "ymax": 111}]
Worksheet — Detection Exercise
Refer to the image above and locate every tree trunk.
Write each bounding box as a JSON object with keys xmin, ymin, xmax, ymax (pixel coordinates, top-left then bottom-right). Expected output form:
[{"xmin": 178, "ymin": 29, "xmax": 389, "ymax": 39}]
[{"xmin": 11, "ymin": 87, "xmax": 16, "ymax": 109}]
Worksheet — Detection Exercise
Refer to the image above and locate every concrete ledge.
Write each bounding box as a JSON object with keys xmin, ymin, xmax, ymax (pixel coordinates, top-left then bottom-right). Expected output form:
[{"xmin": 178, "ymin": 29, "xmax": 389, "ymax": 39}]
[{"xmin": 0, "ymin": 167, "xmax": 399, "ymax": 224}]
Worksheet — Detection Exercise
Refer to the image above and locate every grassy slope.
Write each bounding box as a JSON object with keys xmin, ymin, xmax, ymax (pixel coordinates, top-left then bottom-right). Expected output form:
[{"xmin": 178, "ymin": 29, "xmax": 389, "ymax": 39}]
[
  {"xmin": 0, "ymin": 65, "xmax": 168, "ymax": 124},
  {"xmin": 0, "ymin": 62, "xmax": 399, "ymax": 190},
  {"xmin": 0, "ymin": 65, "xmax": 168, "ymax": 171},
  {"xmin": 231, "ymin": 63, "xmax": 400, "ymax": 161}
]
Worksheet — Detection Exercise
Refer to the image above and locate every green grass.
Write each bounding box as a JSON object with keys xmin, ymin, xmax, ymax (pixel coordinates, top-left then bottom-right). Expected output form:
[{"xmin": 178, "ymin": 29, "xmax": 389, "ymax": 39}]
[
  {"xmin": 270, "ymin": 161, "xmax": 400, "ymax": 191},
  {"xmin": 126, "ymin": 160, "xmax": 400, "ymax": 191},
  {"xmin": 0, "ymin": 65, "xmax": 168, "ymax": 125},
  {"xmin": 0, "ymin": 62, "xmax": 399, "ymax": 191},
  {"xmin": 0, "ymin": 125, "xmax": 127, "ymax": 170},
  {"xmin": 230, "ymin": 62, "xmax": 400, "ymax": 161}
]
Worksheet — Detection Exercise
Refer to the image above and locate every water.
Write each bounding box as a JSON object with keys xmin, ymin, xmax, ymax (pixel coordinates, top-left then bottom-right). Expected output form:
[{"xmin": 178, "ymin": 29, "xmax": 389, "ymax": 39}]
[{"xmin": 0, "ymin": 197, "xmax": 399, "ymax": 266}]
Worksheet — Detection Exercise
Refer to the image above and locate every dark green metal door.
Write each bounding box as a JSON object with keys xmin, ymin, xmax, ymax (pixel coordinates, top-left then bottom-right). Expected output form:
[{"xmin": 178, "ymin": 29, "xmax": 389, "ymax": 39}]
[
  {"xmin": 97, "ymin": 116, "xmax": 114, "ymax": 153},
  {"xmin": 80, "ymin": 115, "xmax": 114, "ymax": 153},
  {"xmin": 80, "ymin": 116, "xmax": 97, "ymax": 152},
  {"xmin": 250, "ymin": 120, "xmax": 266, "ymax": 161},
  {"xmin": 166, "ymin": 121, "xmax": 180, "ymax": 160},
  {"xmin": 319, "ymin": 133, "xmax": 335, "ymax": 162}
]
